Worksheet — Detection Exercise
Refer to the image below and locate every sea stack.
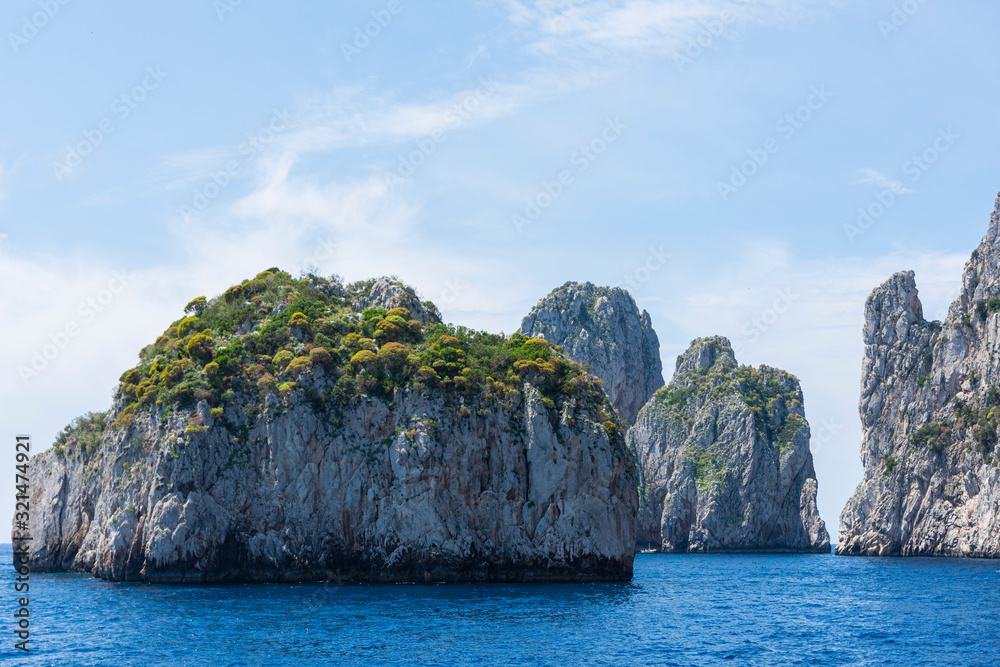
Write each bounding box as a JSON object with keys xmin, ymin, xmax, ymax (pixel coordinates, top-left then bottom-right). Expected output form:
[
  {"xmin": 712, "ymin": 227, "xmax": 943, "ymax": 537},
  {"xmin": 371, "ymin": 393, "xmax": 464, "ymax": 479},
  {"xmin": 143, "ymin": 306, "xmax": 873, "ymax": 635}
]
[
  {"xmin": 20, "ymin": 270, "xmax": 638, "ymax": 582},
  {"xmin": 630, "ymin": 337, "xmax": 829, "ymax": 553},
  {"xmin": 520, "ymin": 282, "xmax": 664, "ymax": 424},
  {"xmin": 838, "ymin": 195, "xmax": 1000, "ymax": 558}
]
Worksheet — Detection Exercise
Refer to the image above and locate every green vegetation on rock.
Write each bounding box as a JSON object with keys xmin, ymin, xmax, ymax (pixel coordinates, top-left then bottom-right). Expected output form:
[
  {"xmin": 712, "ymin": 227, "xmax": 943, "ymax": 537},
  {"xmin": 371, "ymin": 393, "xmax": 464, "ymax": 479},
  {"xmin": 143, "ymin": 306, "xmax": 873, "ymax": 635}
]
[
  {"xmin": 884, "ymin": 455, "xmax": 897, "ymax": 475},
  {"xmin": 974, "ymin": 296, "xmax": 1000, "ymax": 321},
  {"xmin": 776, "ymin": 414, "xmax": 805, "ymax": 449},
  {"xmin": 911, "ymin": 421, "xmax": 950, "ymax": 453},
  {"xmin": 652, "ymin": 348, "xmax": 804, "ymax": 448},
  {"xmin": 95, "ymin": 269, "xmax": 619, "ymax": 452},
  {"xmin": 52, "ymin": 412, "xmax": 108, "ymax": 456},
  {"xmin": 688, "ymin": 448, "xmax": 727, "ymax": 491}
]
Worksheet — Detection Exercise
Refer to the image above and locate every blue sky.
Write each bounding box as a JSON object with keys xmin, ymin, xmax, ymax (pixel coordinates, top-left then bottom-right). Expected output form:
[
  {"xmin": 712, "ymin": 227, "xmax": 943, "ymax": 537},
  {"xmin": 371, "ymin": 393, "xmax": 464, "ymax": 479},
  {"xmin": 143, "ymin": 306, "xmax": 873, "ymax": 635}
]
[{"xmin": 2, "ymin": 0, "xmax": 998, "ymax": 531}]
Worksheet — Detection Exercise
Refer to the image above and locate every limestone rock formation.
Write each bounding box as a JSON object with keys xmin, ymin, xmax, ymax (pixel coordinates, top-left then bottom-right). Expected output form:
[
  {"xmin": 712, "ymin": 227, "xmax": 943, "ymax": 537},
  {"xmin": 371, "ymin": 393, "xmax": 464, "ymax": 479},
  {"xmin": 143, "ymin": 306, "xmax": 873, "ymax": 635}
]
[
  {"xmin": 838, "ymin": 194, "xmax": 1000, "ymax": 557},
  {"xmin": 19, "ymin": 270, "xmax": 636, "ymax": 582},
  {"xmin": 350, "ymin": 276, "xmax": 440, "ymax": 325},
  {"xmin": 630, "ymin": 336, "xmax": 829, "ymax": 553},
  {"xmin": 520, "ymin": 282, "xmax": 663, "ymax": 424}
]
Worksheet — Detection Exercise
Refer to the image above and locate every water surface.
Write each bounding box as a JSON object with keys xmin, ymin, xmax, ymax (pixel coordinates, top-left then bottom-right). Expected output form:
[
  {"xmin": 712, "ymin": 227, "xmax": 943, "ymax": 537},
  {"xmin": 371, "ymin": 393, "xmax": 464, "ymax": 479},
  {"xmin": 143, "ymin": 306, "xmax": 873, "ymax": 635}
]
[{"xmin": 3, "ymin": 544, "xmax": 998, "ymax": 666}]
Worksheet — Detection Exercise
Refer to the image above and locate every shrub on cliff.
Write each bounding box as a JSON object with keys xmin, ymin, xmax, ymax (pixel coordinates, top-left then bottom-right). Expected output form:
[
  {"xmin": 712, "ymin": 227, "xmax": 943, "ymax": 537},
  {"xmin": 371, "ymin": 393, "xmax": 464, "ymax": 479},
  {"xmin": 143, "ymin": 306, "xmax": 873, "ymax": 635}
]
[
  {"xmin": 223, "ymin": 285, "xmax": 245, "ymax": 303},
  {"xmin": 273, "ymin": 350, "xmax": 294, "ymax": 371},
  {"xmin": 911, "ymin": 421, "xmax": 950, "ymax": 453},
  {"xmin": 309, "ymin": 347, "xmax": 334, "ymax": 367},
  {"xmin": 378, "ymin": 342, "xmax": 411, "ymax": 369},
  {"xmin": 286, "ymin": 356, "xmax": 313, "ymax": 376},
  {"xmin": 163, "ymin": 360, "xmax": 189, "ymax": 387},
  {"xmin": 351, "ymin": 350, "xmax": 377, "ymax": 368},
  {"xmin": 177, "ymin": 316, "xmax": 205, "ymax": 338},
  {"xmin": 186, "ymin": 334, "xmax": 214, "ymax": 363},
  {"xmin": 52, "ymin": 412, "xmax": 108, "ymax": 456},
  {"xmin": 184, "ymin": 296, "xmax": 208, "ymax": 316},
  {"xmin": 244, "ymin": 279, "xmax": 267, "ymax": 296},
  {"xmin": 257, "ymin": 373, "xmax": 277, "ymax": 392}
]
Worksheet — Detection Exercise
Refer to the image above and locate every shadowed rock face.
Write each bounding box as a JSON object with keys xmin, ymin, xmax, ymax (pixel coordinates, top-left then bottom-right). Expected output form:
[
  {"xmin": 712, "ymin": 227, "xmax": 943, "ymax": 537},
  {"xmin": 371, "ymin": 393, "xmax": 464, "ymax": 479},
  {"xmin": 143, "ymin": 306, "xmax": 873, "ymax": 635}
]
[
  {"xmin": 630, "ymin": 337, "xmax": 829, "ymax": 553},
  {"xmin": 27, "ymin": 389, "xmax": 636, "ymax": 583},
  {"xmin": 838, "ymin": 194, "xmax": 1000, "ymax": 558},
  {"xmin": 520, "ymin": 282, "xmax": 664, "ymax": 424},
  {"xmin": 19, "ymin": 272, "xmax": 636, "ymax": 583}
]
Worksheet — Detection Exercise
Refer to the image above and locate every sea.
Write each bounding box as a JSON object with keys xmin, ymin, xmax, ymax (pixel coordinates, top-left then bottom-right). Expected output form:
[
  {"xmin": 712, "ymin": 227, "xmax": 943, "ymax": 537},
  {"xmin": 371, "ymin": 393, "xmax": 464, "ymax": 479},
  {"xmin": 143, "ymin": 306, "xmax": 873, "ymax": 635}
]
[{"xmin": 2, "ymin": 544, "xmax": 999, "ymax": 666}]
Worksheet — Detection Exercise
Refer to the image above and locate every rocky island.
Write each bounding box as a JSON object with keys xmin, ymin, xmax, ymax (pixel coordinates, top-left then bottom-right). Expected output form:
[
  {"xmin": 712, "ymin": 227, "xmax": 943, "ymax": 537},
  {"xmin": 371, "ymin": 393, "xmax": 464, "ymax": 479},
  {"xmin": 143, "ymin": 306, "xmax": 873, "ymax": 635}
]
[
  {"xmin": 520, "ymin": 284, "xmax": 828, "ymax": 553},
  {"xmin": 520, "ymin": 282, "xmax": 664, "ymax": 424},
  {"xmin": 629, "ymin": 337, "xmax": 829, "ymax": 553},
  {"xmin": 22, "ymin": 270, "xmax": 638, "ymax": 582},
  {"xmin": 838, "ymin": 195, "xmax": 1000, "ymax": 558}
]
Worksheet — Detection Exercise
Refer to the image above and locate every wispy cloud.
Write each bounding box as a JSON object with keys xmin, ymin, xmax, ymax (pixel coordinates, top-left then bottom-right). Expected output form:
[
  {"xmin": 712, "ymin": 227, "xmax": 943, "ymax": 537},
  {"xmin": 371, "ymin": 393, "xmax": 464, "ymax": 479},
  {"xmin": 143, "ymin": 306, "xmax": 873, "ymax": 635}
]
[
  {"xmin": 148, "ymin": 70, "xmax": 566, "ymax": 201},
  {"xmin": 460, "ymin": 44, "xmax": 490, "ymax": 72},
  {"xmin": 852, "ymin": 167, "xmax": 913, "ymax": 194},
  {"xmin": 153, "ymin": 146, "xmax": 244, "ymax": 190},
  {"xmin": 281, "ymin": 67, "xmax": 601, "ymax": 158},
  {"xmin": 501, "ymin": 0, "xmax": 841, "ymax": 57}
]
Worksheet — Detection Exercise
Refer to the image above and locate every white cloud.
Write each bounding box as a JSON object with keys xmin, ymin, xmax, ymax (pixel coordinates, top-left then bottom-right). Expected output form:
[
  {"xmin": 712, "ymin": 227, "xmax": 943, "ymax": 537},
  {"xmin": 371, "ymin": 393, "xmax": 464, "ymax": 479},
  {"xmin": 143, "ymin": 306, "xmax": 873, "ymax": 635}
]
[
  {"xmin": 853, "ymin": 167, "xmax": 913, "ymax": 194},
  {"xmin": 149, "ymin": 66, "xmax": 606, "ymax": 228},
  {"xmin": 501, "ymin": 0, "xmax": 842, "ymax": 57},
  {"xmin": 281, "ymin": 67, "xmax": 601, "ymax": 157},
  {"xmin": 153, "ymin": 146, "xmax": 244, "ymax": 190}
]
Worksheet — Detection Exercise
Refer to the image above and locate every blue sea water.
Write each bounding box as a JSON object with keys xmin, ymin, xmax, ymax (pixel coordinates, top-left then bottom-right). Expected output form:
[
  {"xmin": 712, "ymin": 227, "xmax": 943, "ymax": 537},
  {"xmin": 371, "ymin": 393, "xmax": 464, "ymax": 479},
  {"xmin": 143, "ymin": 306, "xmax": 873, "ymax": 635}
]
[{"xmin": 2, "ymin": 544, "xmax": 999, "ymax": 666}]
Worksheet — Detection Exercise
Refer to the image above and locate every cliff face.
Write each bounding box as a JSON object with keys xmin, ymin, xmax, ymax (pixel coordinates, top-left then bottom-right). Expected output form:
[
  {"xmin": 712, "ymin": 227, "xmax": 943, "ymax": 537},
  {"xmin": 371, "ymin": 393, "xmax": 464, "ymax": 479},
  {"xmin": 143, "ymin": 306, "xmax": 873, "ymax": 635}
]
[
  {"xmin": 838, "ymin": 195, "xmax": 1000, "ymax": 557},
  {"xmin": 21, "ymin": 270, "xmax": 636, "ymax": 582},
  {"xmin": 630, "ymin": 337, "xmax": 829, "ymax": 553},
  {"xmin": 519, "ymin": 282, "xmax": 664, "ymax": 424}
]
